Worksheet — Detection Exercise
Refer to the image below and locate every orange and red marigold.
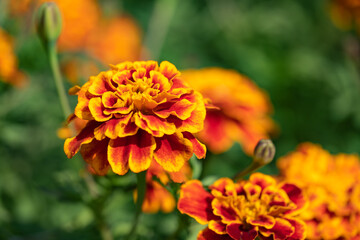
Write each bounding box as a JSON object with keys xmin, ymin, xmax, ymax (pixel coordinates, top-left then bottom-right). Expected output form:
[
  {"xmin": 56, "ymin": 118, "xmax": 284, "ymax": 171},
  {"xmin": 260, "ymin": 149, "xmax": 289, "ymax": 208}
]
[
  {"xmin": 181, "ymin": 68, "xmax": 275, "ymax": 155},
  {"xmin": 277, "ymin": 143, "xmax": 360, "ymax": 240},
  {"xmin": 178, "ymin": 172, "xmax": 307, "ymax": 240},
  {"xmin": 64, "ymin": 61, "xmax": 206, "ymax": 175}
]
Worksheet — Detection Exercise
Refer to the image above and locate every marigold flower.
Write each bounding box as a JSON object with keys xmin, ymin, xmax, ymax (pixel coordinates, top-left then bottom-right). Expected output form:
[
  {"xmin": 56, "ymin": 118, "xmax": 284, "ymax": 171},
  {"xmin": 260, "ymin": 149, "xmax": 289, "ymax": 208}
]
[
  {"xmin": 85, "ymin": 16, "xmax": 142, "ymax": 65},
  {"xmin": 178, "ymin": 172, "xmax": 307, "ymax": 240},
  {"xmin": 277, "ymin": 143, "xmax": 360, "ymax": 239},
  {"xmin": 181, "ymin": 68, "xmax": 275, "ymax": 155},
  {"xmin": 64, "ymin": 60, "xmax": 206, "ymax": 175},
  {"xmin": 0, "ymin": 28, "xmax": 26, "ymax": 87}
]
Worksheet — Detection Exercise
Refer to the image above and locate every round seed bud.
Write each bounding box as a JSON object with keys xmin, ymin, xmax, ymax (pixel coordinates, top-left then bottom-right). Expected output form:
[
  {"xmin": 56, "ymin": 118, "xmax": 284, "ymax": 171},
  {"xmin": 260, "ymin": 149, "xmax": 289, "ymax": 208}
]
[{"xmin": 253, "ymin": 139, "xmax": 275, "ymax": 165}]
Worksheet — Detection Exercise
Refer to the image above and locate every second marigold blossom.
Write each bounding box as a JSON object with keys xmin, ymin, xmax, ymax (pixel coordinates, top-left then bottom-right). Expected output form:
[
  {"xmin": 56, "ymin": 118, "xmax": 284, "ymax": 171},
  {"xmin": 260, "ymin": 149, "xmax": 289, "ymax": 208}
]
[
  {"xmin": 64, "ymin": 61, "xmax": 206, "ymax": 175},
  {"xmin": 178, "ymin": 173, "xmax": 307, "ymax": 240}
]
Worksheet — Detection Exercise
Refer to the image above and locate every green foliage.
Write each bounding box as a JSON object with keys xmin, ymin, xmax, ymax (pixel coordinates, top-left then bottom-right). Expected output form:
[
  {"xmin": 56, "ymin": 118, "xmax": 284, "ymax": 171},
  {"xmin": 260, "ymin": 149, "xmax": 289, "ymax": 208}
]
[{"xmin": 1, "ymin": 0, "xmax": 360, "ymax": 239}]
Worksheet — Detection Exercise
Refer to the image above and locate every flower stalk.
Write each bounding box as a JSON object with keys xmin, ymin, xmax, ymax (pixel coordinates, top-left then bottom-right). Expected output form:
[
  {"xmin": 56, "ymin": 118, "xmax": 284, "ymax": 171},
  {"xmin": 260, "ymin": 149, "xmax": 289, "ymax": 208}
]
[
  {"xmin": 36, "ymin": 3, "xmax": 113, "ymax": 240},
  {"xmin": 126, "ymin": 171, "xmax": 147, "ymax": 240}
]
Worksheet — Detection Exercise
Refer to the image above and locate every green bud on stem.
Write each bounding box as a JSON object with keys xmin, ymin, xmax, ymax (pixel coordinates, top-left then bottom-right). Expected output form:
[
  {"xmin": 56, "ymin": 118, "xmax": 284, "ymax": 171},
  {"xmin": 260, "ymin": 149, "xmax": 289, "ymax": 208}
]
[
  {"xmin": 253, "ymin": 139, "xmax": 275, "ymax": 165},
  {"xmin": 233, "ymin": 139, "xmax": 276, "ymax": 181},
  {"xmin": 35, "ymin": 2, "xmax": 62, "ymax": 47}
]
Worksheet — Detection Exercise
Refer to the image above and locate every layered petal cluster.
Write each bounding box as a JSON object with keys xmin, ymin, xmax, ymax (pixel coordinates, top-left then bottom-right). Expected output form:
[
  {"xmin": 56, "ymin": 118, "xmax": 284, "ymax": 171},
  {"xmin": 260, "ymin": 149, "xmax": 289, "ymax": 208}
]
[
  {"xmin": 277, "ymin": 143, "xmax": 360, "ymax": 239},
  {"xmin": 330, "ymin": 0, "xmax": 360, "ymax": 33},
  {"xmin": 178, "ymin": 173, "xmax": 307, "ymax": 240},
  {"xmin": 0, "ymin": 28, "xmax": 26, "ymax": 87},
  {"xmin": 181, "ymin": 68, "xmax": 275, "ymax": 155},
  {"xmin": 64, "ymin": 61, "xmax": 206, "ymax": 175},
  {"xmin": 137, "ymin": 161, "xmax": 192, "ymax": 213}
]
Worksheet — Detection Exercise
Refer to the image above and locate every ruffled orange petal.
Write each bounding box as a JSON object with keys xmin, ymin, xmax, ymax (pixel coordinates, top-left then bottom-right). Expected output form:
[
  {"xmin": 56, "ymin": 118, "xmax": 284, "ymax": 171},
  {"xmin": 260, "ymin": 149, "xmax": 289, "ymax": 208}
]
[
  {"xmin": 154, "ymin": 133, "xmax": 193, "ymax": 172},
  {"xmin": 154, "ymin": 97, "xmax": 196, "ymax": 120},
  {"xmin": 64, "ymin": 121, "xmax": 99, "ymax": 158},
  {"xmin": 159, "ymin": 61, "xmax": 180, "ymax": 80},
  {"xmin": 178, "ymin": 180, "xmax": 218, "ymax": 224},
  {"xmin": 88, "ymin": 72, "xmax": 113, "ymax": 95},
  {"xmin": 171, "ymin": 94, "xmax": 206, "ymax": 133},
  {"xmin": 108, "ymin": 131, "xmax": 155, "ymax": 174},
  {"xmin": 209, "ymin": 178, "xmax": 237, "ymax": 197},
  {"xmin": 182, "ymin": 132, "xmax": 206, "ymax": 159},
  {"xmin": 137, "ymin": 112, "xmax": 176, "ymax": 136},
  {"xmin": 260, "ymin": 218, "xmax": 295, "ymax": 240},
  {"xmin": 247, "ymin": 215, "xmax": 275, "ymax": 229},
  {"xmin": 211, "ymin": 198, "xmax": 238, "ymax": 223},
  {"xmin": 80, "ymin": 139, "xmax": 110, "ymax": 175},
  {"xmin": 208, "ymin": 220, "xmax": 227, "ymax": 235},
  {"xmin": 250, "ymin": 172, "xmax": 277, "ymax": 189},
  {"xmin": 94, "ymin": 114, "xmax": 137, "ymax": 140},
  {"xmin": 150, "ymin": 71, "xmax": 171, "ymax": 92},
  {"xmin": 281, "ymin": 183, "xmax": 307, "ymax": 215},
  {"xmin": 198, "ymin": 228, "xmax": 233, "ymax": 240},
  {"xmin": 285, "ymin": 218, "xmax": 306, "ymax": 240},
  {"xmin": 226, "ymin": 223, "xmax": 258, "ymax": 240},
  {"xmin": 88, "ymin": 97, "xmax": 112, "ymax": 121}
]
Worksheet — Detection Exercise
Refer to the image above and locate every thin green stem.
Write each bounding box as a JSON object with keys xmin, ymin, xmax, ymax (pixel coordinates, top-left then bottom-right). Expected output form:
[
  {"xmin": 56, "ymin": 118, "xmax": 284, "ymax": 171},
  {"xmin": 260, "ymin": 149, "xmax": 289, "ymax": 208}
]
[
  {"xmin": 45, "ymin": 41, "xmax": 113, "ymax": 240},
  {"xmin": 233, "ymin": 161, "xmax": 262, "ymax": 182},
  {"xmin": 126, "ymin": 171, "xmax": 147, "ymax": 240},
  {"xmin": 47, "ymin": 42, "xmax": 72, "ymax": 119},
  {"xmin": 140, "ymin": 0, "xmax": 178, "ymax": 60}
]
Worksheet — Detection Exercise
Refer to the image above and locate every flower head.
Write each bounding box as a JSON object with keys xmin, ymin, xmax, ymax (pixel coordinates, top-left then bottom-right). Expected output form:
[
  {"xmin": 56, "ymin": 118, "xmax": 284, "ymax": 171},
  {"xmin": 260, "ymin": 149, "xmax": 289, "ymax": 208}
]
[
  {"xmin": 277, "ymin": 143, "xmax": 360, "ymax": 239},
  {"xmin": 181, "ymin": 68, "xmax": 275, "ymax": 155},
  {"xmin": 64, "ymin": 61, "xmax": 206, "ymax": 175},
  {"xmin": 178, "ymin": 173, "xmax": 307, "ymax": 240},
  {"xmin": 0, "ymin": 28, "xmax": 26, "ymax": 87}
]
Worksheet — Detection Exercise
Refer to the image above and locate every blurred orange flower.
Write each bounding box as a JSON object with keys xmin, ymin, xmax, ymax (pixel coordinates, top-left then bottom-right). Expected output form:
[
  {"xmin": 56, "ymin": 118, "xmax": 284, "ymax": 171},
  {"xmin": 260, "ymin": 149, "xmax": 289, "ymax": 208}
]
[
  {"xmin": 85, "ymin": 16, "xmax": 142, "ymax": 65},
  {"xmin": 330, "ymin": 0, "xmax": 360, "ymax": 33},
  {"xmin": 136, "ymin": 161, "xmax": 192, "ymax": 213},
  {"xmin": 64, "ymin": 61, "xmax": 206, "ymax": 175},
  {"xmin": 39, "ymin": 0, "xmax": 101, "ymax": 52},
  {"xmin": 277, "ymin": 143, "xmax": 360, "ymax": 240},
  {"xmin": 0, "ymin": 28, "xmax": 26, "ymax": 87},
  {"xmin": 178, "ymin": 172, "xmax": 307, "ymax": 240},
  {"xmin": 62, "ymin": 58, "xmax": 99, "ymax": 85},
  {"xmin": 181, "ymin": 68, "xmax": 275, "ymax": 155}
]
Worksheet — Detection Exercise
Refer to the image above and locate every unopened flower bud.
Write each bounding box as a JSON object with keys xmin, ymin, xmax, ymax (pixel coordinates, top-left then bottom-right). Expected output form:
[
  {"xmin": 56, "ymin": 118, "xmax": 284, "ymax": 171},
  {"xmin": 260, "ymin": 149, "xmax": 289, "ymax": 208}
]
[
  {"xmin": 35, "ymin": 2, "xmax": 62, "ymax": 45},
  {"xmin": 253, "ymin": 139, "xmax": 275, "ymax": 165}
]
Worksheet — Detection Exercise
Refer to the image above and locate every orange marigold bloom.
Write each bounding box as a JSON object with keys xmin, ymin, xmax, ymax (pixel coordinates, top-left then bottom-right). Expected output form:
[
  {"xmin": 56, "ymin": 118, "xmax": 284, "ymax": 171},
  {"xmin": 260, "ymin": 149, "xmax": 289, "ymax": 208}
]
[
  {"xmin": 85, "ymin": 16, "xmax": 142, "ymax": 65},
  {"xmin": 277, "ymin": 143, "xmax": 360, "ymax": 240},
  {"xmin": 178, "ymin": 173, "xmax": 307, "ymax": 240},
  {"xmin": 181, "ymin": 68, "xmax": 275, "ymax": 155},
  {"xmin": 39, "ymin": 0, "xmax": 100, "ymax": 52},
  {"xmin": 64, "ymin": 61, "xmax": 206, "ymax": 175},
  {"xmin": 0, "ymin": 28, "xmax": 26, "ymax": 87}
]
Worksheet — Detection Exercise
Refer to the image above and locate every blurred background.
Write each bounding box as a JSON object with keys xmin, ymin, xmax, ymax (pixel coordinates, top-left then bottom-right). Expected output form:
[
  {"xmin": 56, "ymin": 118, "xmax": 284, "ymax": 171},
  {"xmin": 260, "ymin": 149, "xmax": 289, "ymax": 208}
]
[{"xmin": 1, "ymin": 0, "xmax": 360, "ymax": 239}]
